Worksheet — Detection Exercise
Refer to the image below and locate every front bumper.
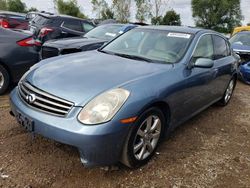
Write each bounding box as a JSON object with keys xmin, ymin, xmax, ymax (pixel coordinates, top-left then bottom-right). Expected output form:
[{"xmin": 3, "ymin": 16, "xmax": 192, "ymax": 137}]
[{"xmin": 10, "ymin": 88, "xmax": 131, "ymax": 167}]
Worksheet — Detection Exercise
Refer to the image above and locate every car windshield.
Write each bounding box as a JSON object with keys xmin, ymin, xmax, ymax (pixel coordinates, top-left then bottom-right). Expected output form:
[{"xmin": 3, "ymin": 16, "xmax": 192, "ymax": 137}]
[
  {"xmin": 84, "ymin": 24, "xmax": 125, "ymax": 40},
  {"xmin": 101, "ymin": 28, "xmax": 193, "ymax": 64},
  {"xmin": 230, "ymin": 33, "xmax": 250, "ymax": 46}
]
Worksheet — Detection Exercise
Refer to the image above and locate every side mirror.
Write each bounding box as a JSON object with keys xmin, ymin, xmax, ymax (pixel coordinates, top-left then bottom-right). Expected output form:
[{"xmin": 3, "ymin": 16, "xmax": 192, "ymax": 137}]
[{"xmin": 194, "ymin": 58, "xmax": 214, "ymax": 68}]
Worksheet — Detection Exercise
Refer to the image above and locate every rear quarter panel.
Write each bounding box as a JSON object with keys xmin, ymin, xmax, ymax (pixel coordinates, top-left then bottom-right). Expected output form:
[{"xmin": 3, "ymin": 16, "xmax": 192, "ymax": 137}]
[{"xmin": 0, "ymin": 30, "xmax": 39, "ymax": 82}]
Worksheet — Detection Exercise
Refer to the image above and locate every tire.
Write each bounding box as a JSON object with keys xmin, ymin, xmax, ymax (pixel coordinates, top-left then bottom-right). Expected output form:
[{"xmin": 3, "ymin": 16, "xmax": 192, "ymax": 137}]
[
  {"xmin": 0, "ymin": 65, "xmax": 10, "ymax": 95},
  {"xmin": 121, "ymin": 107, "xmax": 166, "ymax": 168},
  {"xmin": 218, "ymin": 78, "xmax": 236, "ymax": 106}
]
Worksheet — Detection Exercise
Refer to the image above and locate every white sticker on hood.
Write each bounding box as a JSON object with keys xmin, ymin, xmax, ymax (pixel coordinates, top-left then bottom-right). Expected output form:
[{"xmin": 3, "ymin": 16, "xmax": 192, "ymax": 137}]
[{"xmin": 167, "ymin": 33, "xmax": 191, "ymax": 39}]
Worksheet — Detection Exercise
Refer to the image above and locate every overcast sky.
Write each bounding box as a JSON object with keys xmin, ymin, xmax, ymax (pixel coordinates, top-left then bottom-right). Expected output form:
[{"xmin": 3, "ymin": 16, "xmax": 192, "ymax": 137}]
[{"xmin": 22, "ymin": 0, "xmax": 250, "ymax": 26}]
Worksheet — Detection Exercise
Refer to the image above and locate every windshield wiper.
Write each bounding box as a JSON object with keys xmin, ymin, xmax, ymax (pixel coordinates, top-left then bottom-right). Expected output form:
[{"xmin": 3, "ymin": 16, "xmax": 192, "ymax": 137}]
[
  {"xmin": 98, "ymin": 49, "xmax": 114, "ymax": 55},
  {"xmin": 113, "ymin": 53, "xmax": 154, "ymax": 63}
]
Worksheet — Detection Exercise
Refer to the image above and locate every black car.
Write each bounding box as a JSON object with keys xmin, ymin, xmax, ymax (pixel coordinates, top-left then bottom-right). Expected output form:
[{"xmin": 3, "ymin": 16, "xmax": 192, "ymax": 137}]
[
  {"xmin": 0, "ymin": 11, "xmax": 29, "ymax": 30},
  {"xmin": 29, "ymin": 13, "xmax": 95, "ymax": 43},
  {"xmin": 41, "ymin": 24, "xmax": 137, "ymax": 59},
  {"xmin": 0, "ymin": 28, "xmax": 40, "ymax": 94}
]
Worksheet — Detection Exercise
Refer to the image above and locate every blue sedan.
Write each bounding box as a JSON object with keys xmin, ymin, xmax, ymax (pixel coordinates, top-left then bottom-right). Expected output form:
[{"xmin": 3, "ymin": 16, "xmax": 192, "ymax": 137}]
[{"xmin": 10, "ymin": 26, "xmax": 238, "ymax": 168}]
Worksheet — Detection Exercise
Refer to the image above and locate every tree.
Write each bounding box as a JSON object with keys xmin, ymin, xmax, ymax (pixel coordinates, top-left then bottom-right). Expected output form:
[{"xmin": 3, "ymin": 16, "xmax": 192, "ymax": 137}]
[
  {"xmin": 135, "ymin": 0, "xmax": 151, "ymax": 23},
  {"xmin": 0, "ymin": 0, "xmax": 7, "ymax": 10},
  {"xmin": 91, "ymin": 0, "xmax": 114, "ymax": 19},
  {"xmin": 56, "ymin": 0, "xmax": 86, "ymax": 18},
  {"xmin": 7, "ymin": 0, "xmax": 26, "ymax": 13},
  {"xmin": 151, "ymin": 16, "xmax": 162, "ymax": 25},
  {"xmin": 27, "ymin": 7, "xmax": 38, "ymax": 12},
  {"xmin": 112, "ymin": 0, "xmax": 131, "ymax": 23},
  {"xmin": 151, "ymin": 0, "xmax": 169, "ymax": 25},
  {"xmin": 161, "ymin": 9, "xmax": 181, "ymax": 25},
  {"xmin": 101, "ymin": 7, "xmax": 114, "ymax": 20},
  {"xmin": 192, "ymin": 0, "xmax": 243, "ymax": 33},
  {"xmin": 153, "ymin": 0, "xmax": 168, "ymax": 17}
]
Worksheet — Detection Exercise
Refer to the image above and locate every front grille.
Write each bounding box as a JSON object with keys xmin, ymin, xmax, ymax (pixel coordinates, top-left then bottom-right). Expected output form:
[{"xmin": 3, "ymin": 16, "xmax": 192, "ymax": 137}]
[
  {"xmin": 41, "ymin": 46, "xmax": 59, "ymax": 59},
  {"xmin": 18, "ymin": 81, "xmax": 74, "ymax": 117}
]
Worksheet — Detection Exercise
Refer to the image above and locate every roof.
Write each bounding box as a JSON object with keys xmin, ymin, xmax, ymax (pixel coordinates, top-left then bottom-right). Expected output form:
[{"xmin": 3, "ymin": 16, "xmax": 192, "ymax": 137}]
[
  {"xmin": 232, "ymin": 26, "xmax": 250, "ymax": 35},
  {"xmin": 0, "ymin": 11, "xmax": 26, "ymax": 17},
  {"xmin": 137, "ymin": 25, "xmax": 213, "ymax": 34},
  {"xmin": 234, "ymin": 30, "xmax": 250, "ymax": 34},
  {"xmin": 38, "ymin": 13, "xmax": 87, "ymax": 21}
]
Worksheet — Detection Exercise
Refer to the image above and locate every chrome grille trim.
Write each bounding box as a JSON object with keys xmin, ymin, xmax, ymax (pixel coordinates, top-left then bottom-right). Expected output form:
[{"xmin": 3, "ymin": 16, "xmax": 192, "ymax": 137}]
[{"xmin": 18, "ymin": 81, "xmax": 74, "ymax": 117}]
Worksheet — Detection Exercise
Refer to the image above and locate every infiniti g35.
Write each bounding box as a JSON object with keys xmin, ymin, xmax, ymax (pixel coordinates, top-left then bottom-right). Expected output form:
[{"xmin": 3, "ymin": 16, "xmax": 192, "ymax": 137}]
[{"xmin": 10, "ymin": 26, "xmax": 238, "ymax": 168}]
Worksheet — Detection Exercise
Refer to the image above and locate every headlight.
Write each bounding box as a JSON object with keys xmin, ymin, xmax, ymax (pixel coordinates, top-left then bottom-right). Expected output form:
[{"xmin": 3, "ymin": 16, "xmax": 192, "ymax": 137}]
[{"xmin": 78, "ymin": 88, "xmax": 130, "ymax": 125}]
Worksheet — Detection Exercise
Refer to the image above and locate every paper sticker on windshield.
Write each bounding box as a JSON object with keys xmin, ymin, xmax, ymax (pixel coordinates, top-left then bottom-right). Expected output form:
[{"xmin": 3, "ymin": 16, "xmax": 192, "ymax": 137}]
[
  {"xmin": 105, "ymin": 32, "xmax": 117, "ymax": 37},
  {"xmin": 167, "ymin": 33, "xmax": 191, "ymax": 39}
]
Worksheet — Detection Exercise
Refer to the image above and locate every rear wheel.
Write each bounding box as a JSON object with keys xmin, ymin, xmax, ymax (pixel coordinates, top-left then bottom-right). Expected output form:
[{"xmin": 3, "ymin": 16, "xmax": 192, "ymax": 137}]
[
  {"xmin": 0, "ymin": 65, "xmax": 9, "ymax": 95},
  {"xmin": 121, "ymin": 107, "xmax": 166, "ymax": 168},
  {"xmin": 218, "ymin": 78, "xmax": 236, "ymax": 106}
]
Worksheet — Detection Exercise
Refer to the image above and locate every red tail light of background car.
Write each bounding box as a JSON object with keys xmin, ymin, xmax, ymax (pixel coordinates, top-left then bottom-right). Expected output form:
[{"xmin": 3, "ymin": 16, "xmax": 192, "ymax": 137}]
[
  {"xmin": 0, "ymin": 19, "xmax": 10, "ymax": 28},
  {"xmin": 39, "ymin": 27, "xmax": 54, "ymax": 37},
  {"xmin": 17, "ymin": 37, "xmax": 42, "ymax": 47}
]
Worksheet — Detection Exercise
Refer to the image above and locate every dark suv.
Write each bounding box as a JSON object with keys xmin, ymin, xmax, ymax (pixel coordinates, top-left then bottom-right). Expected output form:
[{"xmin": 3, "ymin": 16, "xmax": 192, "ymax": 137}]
[{"xmin": 29, "ymin": 13, "xmax": 95, "ymax": 43}]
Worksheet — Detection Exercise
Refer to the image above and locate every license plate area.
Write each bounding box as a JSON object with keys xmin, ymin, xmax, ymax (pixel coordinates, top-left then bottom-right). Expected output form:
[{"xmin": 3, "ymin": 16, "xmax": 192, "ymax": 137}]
[{"xmin": 15, "ymin": 111, "xmax": 34, "ymax": 132}]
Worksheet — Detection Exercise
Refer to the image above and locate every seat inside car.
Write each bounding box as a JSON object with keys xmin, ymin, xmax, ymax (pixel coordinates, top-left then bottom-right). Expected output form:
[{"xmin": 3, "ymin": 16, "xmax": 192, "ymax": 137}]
[{"xmin": 146, "ymin": 36, "xmax": 175, "ymax": 62}]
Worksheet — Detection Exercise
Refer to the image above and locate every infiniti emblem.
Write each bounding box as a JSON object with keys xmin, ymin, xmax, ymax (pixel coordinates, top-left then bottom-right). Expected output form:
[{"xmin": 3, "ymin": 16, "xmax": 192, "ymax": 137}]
[{"xmin": 26, "ymin": 93, "xmax": 36, "ymax": 104}]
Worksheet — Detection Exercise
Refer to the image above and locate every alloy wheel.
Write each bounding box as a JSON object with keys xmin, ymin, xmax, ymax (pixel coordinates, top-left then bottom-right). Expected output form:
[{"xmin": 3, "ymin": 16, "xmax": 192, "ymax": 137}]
[
  {"xmin": 224, "ymin": 79, "xmax": 235, "ymax": 103},
  {"xmin": 133, "ymin": 115, "xmax": 162, "ymax": 160}
]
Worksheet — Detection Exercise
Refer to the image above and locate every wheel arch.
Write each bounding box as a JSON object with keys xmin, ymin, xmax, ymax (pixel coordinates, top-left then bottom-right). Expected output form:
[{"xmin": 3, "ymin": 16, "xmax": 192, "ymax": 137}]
[{"xmin": 138, "ymin": 100, "xmax": 172, "ymax": 136}]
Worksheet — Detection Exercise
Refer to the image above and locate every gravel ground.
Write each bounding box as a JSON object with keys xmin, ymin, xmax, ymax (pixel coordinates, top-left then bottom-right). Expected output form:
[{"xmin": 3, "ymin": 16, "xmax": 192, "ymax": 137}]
[{"xmin": 0, "ymin": 82, "xmax": 250, "ymax": 188}]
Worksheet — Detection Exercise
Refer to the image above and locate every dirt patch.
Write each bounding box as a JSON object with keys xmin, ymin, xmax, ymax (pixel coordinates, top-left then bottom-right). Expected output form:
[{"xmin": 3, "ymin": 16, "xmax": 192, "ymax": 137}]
[{"xmin": 0, "ymin": 82, "xmax": 250, "ymax": 188}]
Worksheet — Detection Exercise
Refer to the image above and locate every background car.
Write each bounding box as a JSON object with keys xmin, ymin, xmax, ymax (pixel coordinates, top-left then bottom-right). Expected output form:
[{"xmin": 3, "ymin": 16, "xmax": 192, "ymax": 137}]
[
  {"xmin": 41, "ymin": 23, "xmax": 137, "ymax": 59},
  {"xmin": 0, "ymin": 11, "xmax": 29, "ymax": 30},
  {"xmin": 230, "ymin": 31, "xmax": 250, "ymax": 84},
  {"xmin": 29, "ymin": 13, "xmax": 96, "ymax": 43},
  {"xmin": 10, "ymin": 26, "xmax": 238, "ymax": 168},
  {"xmin": 0, "ymin": 28, "xmax": 40, "ymax": 94}
]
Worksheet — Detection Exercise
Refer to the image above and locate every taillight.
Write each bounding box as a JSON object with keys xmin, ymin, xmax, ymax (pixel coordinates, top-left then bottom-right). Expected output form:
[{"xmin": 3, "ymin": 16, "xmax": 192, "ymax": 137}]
[
  {"xmin": 39, "ymin": 27, "xmax": 53, "ymax": 37},
  {"xmin": 17, "ymin": 37, "xmax": 41, "ymax": 47},
  {"xmin": 0, "ymin": 19, "xmax": 10, "ymax": 28}
]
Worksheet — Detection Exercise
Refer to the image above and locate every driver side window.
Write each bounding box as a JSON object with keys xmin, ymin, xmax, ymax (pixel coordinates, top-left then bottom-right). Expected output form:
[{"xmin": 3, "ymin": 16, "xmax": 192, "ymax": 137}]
[{"xmin": 193, "ymin": 35, "xmax": 214, "ymax": 60}]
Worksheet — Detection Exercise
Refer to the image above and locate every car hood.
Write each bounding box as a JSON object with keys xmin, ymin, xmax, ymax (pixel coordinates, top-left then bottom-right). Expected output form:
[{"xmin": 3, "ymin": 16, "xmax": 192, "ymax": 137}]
[
  {"xmin": 231, "ymin": 43, "xmax": 250, "ymax": 53},
  {"xmin": 43, "ymin": 37, "xmax": 107, "ymax": 49},
  {"xmin": 26, "ymin": 51, "xmax": 170, "ymax": 106}
]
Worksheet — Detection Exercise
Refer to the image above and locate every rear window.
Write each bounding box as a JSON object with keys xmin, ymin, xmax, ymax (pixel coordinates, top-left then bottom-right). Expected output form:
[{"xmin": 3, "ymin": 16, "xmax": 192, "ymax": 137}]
[{"xmin": 33, "ymin": 15, "xmax": 50, "ymax": 25}]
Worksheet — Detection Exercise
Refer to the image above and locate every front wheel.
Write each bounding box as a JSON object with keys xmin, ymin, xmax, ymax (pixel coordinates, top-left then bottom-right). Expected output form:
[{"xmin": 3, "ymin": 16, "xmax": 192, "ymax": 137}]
[
  {"xmin": 121, "ymin": 107, "xmax": 166, "ymax": 168},
  {"xmin": 218, "ymin": 78, "xmax": 236, "ymax": 106}
]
